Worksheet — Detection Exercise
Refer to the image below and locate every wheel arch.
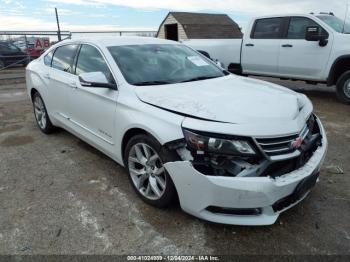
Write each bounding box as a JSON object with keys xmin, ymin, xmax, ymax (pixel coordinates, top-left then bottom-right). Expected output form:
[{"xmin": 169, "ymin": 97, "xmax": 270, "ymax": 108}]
[
  {"xmin": 30, "ymin": 87, "xmax": 39, "ymax": 101},
  {"xmin": 120, "ymin": 125, "xmax": 183, "ymax": 165},
  {"xmin": 121, "ymin": 127, "xmax": 181, "ymax": 204},
  {"xmin": 121, "ymin": 128, "xmax": 157, "ymax": 165},
  {"xmin": 327, "ymin": 55, "xmax": 350, "ymax": 86}
]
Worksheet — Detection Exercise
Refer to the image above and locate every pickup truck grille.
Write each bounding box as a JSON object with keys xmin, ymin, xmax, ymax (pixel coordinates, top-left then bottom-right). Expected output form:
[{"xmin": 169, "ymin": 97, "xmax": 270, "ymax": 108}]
[{"xmin": 256, "ymin": 124, "xmax": 310, "ymax": 157}]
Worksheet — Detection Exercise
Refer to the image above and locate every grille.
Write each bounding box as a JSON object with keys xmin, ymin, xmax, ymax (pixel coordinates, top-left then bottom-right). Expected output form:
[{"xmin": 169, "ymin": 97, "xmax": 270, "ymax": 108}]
[{"xmin": 255, "ymin": 124, "xmax": 310, "ymax": 156}]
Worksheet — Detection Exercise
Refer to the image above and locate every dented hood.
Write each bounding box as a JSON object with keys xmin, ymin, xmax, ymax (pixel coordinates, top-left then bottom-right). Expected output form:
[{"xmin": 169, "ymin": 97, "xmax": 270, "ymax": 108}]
[{"xmin": 135, "ymin": 75, "xmax": 307, "ymax": 124}]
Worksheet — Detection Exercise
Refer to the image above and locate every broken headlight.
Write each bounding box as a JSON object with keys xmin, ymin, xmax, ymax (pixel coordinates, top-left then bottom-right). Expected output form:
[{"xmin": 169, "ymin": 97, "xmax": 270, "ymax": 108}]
[{"xmin": 183, "ymin": 129, "xmax": 256, "ymax": 156}]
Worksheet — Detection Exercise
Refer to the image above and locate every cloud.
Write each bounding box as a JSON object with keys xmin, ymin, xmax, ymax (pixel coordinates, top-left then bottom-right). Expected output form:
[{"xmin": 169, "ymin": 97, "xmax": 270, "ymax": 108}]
[
  {"xmin": 44, "ymin": 0, "xmax": 350, "ymax": 17},
  {"xmin": 0, "ymin": 0, "xmax": 25, "ymax": 9},
  {"xmin": 45, "ymin": 0, "xmax": 103, "ymax": 6},
  {"xmin": 0, "ymin": 14, "xmax": 154, "ymax": 32},
  {"xmin": 1, "ymin": 0, "xmax": 349, "ymax": 33},
  {"xmin": 44, "ymin": 8, "xmax": 78, "ymax": 16}
]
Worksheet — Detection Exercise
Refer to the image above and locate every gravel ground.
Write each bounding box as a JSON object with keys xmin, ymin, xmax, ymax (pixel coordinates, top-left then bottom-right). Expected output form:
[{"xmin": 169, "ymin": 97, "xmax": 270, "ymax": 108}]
[{"xmin": 0, "ymin": 70, "xmax": 349, "ymax": 256}]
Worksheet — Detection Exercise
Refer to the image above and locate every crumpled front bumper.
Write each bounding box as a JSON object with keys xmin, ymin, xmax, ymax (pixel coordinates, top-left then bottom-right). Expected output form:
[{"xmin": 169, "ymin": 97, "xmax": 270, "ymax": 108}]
[{"xmin": 164, "ymin": 118, "xmax": 328, "ymax": 226}]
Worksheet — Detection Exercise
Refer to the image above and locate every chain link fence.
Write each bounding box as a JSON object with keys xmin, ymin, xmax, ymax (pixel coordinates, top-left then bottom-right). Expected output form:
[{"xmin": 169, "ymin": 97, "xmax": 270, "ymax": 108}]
[
  {"xmin": 0, "ymin": 30, "xmax": 156, "ymax": 72},
  {"xmin": 0, "ymin": 31, "xmax": 70, "ymax": 71},
  {"xmin": 0, "ymin": 30, "xmax": 156, "ymax": 85}
]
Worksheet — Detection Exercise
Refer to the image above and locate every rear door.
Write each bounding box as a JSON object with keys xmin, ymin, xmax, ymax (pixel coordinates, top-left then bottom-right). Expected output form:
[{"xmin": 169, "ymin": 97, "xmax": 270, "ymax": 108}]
[
  {"xmin": 242, "ymin": 17, "xmax": 286, "ymax": 75},
  {"xmin": 48, "ymin": 44, "xmax": 79, "ymax": 122},
  {"xmin": 278, "ymin": 16, "xmax": 332, "ymax": 80}
]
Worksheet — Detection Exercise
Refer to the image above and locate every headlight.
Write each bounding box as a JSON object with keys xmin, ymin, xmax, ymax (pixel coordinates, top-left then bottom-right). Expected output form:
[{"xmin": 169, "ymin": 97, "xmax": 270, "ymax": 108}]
[{"xmin": 183, "ymin": 129, "xmax": 256, "ymax": 156}]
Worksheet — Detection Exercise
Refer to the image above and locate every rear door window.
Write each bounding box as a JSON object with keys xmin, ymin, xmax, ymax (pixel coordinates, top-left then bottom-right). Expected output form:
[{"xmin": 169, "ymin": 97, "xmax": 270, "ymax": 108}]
[
  {"xmin": 252, "ymin": 18, "xmax": 284, "ymax": 39},
  {"xmin": 44, "ymin": 50, "xmax": 54, "ymax": 66},
  {"xmin": 52, "ymin": 44, "xmax": 78, "ymax": 73}
]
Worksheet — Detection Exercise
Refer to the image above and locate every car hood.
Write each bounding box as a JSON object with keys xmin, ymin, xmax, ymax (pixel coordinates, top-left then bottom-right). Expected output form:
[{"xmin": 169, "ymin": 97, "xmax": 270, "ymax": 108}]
[{"xmin": 135, "ymin": 75, "xmax": 308, "ymax": 124}]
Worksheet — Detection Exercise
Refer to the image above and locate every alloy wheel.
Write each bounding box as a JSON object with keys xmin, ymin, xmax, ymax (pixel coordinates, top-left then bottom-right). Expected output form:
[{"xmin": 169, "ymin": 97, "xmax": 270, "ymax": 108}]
[
  {"xmin": 344, "ymin": 79, "xmax": 350, "ymax": 99},
  {"xmin": 34, "ymin": 95, "xmax": 47, "ymax": 129},
  {"xmin": 128, "ymin": 143, "xmax": 167, "ymax": 200}
]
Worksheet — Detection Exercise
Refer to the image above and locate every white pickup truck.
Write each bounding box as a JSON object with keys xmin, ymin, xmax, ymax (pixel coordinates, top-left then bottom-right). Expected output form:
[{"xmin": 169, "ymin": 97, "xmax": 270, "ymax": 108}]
[{"xmin": 184, "ymin": 13, "xmax": 350, "ymax": 104}]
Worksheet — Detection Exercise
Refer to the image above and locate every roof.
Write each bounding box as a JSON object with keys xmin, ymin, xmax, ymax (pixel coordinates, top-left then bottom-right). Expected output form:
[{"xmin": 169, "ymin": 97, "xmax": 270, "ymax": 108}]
[
  {"xmin": 55, "ymin": 36, "xmax": 177, "ymax": 48},
  {"xmin": 159, "ymin": 12, "xmax": 242, "ymax": 39},
  {"xmin": 171, "ymin": 12, "xmax": 237, "ymax": 26}
]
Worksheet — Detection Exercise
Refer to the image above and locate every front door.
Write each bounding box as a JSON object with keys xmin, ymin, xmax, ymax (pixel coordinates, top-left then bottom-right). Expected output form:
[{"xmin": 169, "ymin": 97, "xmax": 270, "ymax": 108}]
[
  {"xmin": 69, "ymin": 44, "xmax": 118, "ymax": 151},
  {"xmin": 278, "ymin": 16, "xmax": 332, "ymax": 80}
]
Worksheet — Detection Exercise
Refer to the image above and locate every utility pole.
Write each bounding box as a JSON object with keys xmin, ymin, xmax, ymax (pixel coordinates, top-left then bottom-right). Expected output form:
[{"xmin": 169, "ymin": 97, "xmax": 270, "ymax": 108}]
[
  {"xmin": 342, "ymin": 1, "xmax": 349, "ymax": 33},
  {"xmin": 55, "ymin": 8, "xmax": 61, "ymax": 41}
]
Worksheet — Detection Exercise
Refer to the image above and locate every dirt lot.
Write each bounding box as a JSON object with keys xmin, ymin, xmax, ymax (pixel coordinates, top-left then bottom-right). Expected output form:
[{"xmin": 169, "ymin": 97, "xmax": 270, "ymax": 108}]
[{"xmin": 0, "ymin": 68, "xmax": 349, "ymax": 255}]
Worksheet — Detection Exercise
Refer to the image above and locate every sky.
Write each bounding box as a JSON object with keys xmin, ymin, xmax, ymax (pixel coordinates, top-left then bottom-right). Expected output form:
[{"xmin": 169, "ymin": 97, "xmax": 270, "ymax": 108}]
[{"xmin": 0, "ymin": 0, "xmax": 350, "ymax": 33}]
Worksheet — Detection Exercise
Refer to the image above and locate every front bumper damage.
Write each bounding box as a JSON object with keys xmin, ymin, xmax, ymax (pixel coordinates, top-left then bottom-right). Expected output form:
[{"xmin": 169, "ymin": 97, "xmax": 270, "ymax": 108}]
[{"xmin": 164, "ymin": 117, "xmax": 328, "ymax": 226}]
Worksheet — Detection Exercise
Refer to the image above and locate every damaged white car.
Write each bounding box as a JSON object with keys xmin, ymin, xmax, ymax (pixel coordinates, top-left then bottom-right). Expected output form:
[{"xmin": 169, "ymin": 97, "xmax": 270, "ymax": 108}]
[{"xmin": 26, "ymin": 37, "xmax": 327, "ymax": 225}]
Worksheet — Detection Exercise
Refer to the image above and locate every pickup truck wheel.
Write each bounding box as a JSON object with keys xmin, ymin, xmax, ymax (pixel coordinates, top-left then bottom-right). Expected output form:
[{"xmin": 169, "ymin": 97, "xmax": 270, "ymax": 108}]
[
  {"xmin": 336, "ymin": 71, "xmax": 350, "ymax": 104},
  {"xmin": 124, "ymin": 134, "xmax": 178, "ymax": 208}
]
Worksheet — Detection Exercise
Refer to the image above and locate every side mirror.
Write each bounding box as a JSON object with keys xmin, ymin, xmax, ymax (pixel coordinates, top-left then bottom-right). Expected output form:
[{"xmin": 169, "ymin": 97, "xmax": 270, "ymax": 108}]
[
  {"xmin": 305, "ymin": 26, "xmax": 322, "ymax": 41},
  {"xmin": 305, "ymin": 26, "xmax": 328, "ymax": 47},
  {"xmin": 79, "ymin": 72, "xmax": 117, "ymax": 90}
]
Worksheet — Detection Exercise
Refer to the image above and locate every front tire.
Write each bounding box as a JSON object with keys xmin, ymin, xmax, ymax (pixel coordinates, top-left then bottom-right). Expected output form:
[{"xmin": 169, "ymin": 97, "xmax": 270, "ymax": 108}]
[
  {"xmin": 32, "ymin": 92, "xmax": 56, "ymax": 134},
  {"xmin": 336, "ymin": 70, "xmax": 350, "ymax": 104},
  {"xmin": 124, "ymin": 134, "xmax": 178, "ymax": 208}
]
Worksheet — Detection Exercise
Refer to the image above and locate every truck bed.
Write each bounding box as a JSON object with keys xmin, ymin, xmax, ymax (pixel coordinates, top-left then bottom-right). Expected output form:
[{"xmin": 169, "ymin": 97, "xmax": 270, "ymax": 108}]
[{"xmin": 182, "ymin": 39, "xmax": 242, "ymax": 70}]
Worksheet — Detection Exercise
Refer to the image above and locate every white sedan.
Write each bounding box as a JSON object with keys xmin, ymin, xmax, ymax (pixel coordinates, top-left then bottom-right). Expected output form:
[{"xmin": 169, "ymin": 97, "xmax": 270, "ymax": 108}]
[{"xmin": 26, "ymin": 37, "xmax": 327, "ymax": 225}]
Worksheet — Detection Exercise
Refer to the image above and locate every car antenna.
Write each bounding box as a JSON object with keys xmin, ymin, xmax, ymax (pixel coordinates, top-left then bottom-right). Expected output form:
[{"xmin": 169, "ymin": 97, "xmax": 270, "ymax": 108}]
[{"xmin": 343, "ymin": 1, "xmax": 349, "ymax": 33}]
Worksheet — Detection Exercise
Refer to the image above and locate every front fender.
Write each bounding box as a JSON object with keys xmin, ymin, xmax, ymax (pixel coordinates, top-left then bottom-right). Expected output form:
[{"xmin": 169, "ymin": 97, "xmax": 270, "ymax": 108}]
[{"xmin": 113, "ymin": 90, "xmax": 185, "ymax": 164}]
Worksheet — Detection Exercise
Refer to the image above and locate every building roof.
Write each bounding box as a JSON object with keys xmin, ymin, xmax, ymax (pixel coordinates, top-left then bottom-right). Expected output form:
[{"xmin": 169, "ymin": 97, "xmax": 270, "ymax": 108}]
[
  {"xmin": 159, "ymin": 12, "xmax": 243, "ymax": 39},
  {"xmin": 171, "ymin": 12, "xmax": 237, "ymax": 26}
]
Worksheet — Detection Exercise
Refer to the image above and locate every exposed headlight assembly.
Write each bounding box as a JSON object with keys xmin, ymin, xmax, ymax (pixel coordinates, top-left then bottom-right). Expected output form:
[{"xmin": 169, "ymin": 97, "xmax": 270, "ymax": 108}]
[{"xmin": 183, "ymin": 129, "xmax": 256, "ymax": 156}]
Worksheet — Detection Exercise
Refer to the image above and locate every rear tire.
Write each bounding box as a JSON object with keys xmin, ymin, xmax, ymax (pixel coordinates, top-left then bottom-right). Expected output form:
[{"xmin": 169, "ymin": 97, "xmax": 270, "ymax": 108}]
[
  {"xmin": 124, "ymin": 134, "xmax": 178, "ymax": 208},
  {"xmin": 32, "ymin": 92, "xmax": 56, "ymax": 134},
  {"xmin": 336, "ymin": 70, "xmax": 350, "ymax": 104}
]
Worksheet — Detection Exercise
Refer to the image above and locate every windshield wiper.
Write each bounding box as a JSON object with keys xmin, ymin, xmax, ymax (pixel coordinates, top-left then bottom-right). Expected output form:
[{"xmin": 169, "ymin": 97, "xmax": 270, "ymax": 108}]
[
  {"xmin": 133, "ymin": 80, "xmax": 172, "ymax": 86},
  {"xmin": 180, "ymin": 76, "xmax": 220, "ymax": 83}
]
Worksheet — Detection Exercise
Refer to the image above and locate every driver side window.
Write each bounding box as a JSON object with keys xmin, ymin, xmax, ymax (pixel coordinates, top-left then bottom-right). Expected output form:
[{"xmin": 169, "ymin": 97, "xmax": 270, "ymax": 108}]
[
  {"xmin": 75, "ymin": 44, "xmax": 115, "ymax": 84},
  {"xmin": 287, "ymin": 17, "xmax": 327, "ymax": 39}
]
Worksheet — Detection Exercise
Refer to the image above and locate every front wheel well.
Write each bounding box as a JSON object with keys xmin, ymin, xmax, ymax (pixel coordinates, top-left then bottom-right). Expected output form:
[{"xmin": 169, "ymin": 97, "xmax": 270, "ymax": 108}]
[
  {"xmin": 30, "ymin": 88, "xmax": 39, "ymax": 101},
  {"xmin": 121, "ymin": 128, "xmax": 150, "ymax": 164},
  {"xmin": 328, "ymin": 57, "xmax": 350, "ymax": 86}
]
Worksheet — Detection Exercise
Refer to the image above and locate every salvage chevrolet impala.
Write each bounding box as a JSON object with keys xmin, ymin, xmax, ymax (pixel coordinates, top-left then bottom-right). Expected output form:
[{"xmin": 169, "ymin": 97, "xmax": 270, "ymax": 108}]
[{"xmin": 26, "ymin": 37, "xmax": 327, "ymax": 225}]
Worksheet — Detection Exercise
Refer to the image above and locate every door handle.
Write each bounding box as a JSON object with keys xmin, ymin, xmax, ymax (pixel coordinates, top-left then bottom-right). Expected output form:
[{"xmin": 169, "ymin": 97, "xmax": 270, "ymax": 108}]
[
  {"xmin": 282, "ymin": 44, "xmax": 293, "ymax": 47},
  {"xmin": 43, "ymin": 73, "xmax": 50, "ymax": 79},
  {"xmin": 245, "ymin": 43, "xmax": 254, "ymax": 47},
  {"xmin": 69, "ymin": 81, "xmax": 77, "ymax": 88}
]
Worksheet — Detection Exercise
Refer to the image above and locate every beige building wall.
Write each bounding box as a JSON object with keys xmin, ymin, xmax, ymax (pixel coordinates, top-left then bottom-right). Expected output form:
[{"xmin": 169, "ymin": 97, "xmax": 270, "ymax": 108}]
[{"xmin": 157, "ymin": 14, "xmax": 187, "ymax": 40}]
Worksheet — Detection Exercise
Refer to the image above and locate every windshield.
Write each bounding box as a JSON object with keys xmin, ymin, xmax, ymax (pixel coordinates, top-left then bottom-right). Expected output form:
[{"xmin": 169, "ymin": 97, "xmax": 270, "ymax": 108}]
[
  {"xmin": 107, "ymin": 44, "xmax": 226, "ymax": 86},
  {"xmin": 317, "ymin": 15, "xmax": 350, "ymax": 33}
]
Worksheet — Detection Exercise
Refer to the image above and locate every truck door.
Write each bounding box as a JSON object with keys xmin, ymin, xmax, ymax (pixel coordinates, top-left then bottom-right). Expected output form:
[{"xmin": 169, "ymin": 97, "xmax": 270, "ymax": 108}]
[
  {"xmin": 278, "ymin": 16, "xmax": 332, "ymax": 80},
  {"xmin": 242, "ymin": 17, "xmax": 285, "ymax": 76}
]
